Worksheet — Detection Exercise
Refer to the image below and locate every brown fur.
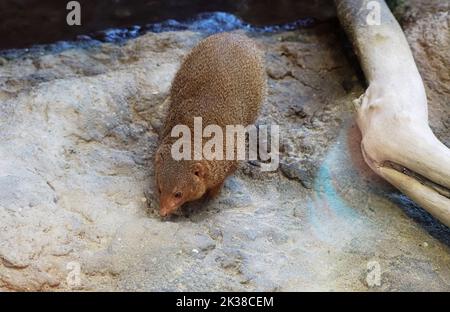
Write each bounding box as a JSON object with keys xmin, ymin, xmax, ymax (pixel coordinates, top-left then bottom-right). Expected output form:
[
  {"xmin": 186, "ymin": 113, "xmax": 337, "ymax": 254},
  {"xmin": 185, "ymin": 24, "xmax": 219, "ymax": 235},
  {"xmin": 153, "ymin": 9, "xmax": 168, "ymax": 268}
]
[{"xmin": 155, "ymin": 32, "xmax": 266, "ymax": 217}]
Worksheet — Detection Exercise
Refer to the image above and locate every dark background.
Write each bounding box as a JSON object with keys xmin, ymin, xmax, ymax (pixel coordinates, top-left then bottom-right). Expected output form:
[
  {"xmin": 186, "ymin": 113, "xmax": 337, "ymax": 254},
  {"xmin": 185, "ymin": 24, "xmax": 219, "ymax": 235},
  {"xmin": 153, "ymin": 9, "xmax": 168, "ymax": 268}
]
[{"xmin": 0, "ymin": 0, "xmax": 336, "ymax": 50}]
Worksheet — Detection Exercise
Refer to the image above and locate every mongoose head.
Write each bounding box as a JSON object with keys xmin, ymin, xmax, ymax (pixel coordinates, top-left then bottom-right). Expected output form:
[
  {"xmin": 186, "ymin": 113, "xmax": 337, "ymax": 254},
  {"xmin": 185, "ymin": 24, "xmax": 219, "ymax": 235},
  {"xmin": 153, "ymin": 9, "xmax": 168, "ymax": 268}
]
[{"xmin": 154, "ymin": 143, "xmax": 208, "ymax": 217}]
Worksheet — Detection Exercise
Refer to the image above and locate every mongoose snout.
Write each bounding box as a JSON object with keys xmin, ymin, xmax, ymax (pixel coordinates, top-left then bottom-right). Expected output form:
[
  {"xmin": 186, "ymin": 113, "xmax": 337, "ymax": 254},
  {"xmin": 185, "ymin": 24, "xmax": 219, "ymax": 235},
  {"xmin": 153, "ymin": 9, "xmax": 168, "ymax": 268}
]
[{"xmin": 155, "ymin": 32, "xmax": 267, "ymax": 217}]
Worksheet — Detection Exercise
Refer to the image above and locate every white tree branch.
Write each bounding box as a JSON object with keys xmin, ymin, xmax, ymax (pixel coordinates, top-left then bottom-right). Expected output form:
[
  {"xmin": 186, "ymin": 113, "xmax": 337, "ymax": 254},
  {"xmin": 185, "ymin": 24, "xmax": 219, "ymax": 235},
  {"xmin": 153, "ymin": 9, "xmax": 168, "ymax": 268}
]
[{"xmin": 335, "ymin": 0, "xmax": 450, "ymax": 226}]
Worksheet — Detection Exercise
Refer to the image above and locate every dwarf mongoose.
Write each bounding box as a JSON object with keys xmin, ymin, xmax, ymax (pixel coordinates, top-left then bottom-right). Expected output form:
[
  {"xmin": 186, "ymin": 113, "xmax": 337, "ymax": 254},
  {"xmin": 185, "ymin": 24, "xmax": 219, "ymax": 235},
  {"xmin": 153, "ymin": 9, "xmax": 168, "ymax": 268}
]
[{"xmin": 155, "ymin": 32, "xmax": 266, "ymax": 217}]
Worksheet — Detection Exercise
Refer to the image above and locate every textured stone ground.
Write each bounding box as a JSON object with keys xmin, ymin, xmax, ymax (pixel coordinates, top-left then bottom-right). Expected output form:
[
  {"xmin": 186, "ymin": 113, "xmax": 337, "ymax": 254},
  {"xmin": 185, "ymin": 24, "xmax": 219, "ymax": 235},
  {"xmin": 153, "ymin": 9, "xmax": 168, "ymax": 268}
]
[{"xmin": 0, "ymin": 5, "xmax": 449, "ymax": 291}]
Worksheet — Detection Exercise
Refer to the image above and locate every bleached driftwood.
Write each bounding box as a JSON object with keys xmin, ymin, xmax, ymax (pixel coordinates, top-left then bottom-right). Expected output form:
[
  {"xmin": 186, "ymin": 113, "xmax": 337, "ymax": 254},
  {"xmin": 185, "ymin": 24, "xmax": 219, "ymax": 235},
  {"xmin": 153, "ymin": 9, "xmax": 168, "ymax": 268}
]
[{"xmin": 335, "ymin": 0, "xmax": 450, "ymax": 226}]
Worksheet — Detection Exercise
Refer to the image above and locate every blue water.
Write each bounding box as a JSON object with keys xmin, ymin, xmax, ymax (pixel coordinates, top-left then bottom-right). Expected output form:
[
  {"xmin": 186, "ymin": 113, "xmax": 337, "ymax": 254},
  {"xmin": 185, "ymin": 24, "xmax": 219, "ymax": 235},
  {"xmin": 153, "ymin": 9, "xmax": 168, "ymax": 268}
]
[
  {"xmin": 91, "ymin": 12, "xmax": 315, "ymax": 43},
  {"xmin": 0, "ymin": 12, "xmax": 315, "ymax": 59}
]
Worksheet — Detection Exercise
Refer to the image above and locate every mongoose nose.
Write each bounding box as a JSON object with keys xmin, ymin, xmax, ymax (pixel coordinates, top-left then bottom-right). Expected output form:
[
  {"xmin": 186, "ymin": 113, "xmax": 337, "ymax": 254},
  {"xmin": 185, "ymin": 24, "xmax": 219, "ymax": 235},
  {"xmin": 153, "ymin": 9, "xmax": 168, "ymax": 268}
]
[
  {"xmin": 159, "ymin": 196, "xmax": 180, "ymax": 217},
  {"xmin": 159, "ymin": 205, "xmax": 172, "ymax": 217}
]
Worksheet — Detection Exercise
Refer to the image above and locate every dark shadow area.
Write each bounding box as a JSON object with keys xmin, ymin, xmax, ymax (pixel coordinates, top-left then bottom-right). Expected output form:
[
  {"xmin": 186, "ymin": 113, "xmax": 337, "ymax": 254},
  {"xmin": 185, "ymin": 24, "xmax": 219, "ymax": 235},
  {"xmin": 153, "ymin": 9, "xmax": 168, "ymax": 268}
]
[
  {"xmin": 0, "ymin": 0, "xmax": 336, "ymax": 50},
  {"xmin": 390, "ymin": 194, "xmax": 450, "ymax": 247}
]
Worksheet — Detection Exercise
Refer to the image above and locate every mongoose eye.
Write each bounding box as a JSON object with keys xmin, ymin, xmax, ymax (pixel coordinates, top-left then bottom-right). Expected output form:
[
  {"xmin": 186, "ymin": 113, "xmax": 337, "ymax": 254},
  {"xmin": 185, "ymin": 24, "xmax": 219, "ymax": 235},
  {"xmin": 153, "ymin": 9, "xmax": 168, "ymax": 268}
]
[{"xmin": 174, "ymin": 191, "xmax": 183, "ymax": 199}]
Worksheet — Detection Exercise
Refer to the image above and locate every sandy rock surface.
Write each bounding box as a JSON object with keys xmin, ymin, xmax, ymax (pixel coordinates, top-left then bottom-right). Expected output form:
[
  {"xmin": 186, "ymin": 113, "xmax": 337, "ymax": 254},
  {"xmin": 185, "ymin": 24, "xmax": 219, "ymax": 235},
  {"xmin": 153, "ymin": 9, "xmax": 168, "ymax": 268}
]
[{"xmin": 0, "ymin": 6, "xmax": 449, "ymax": 291}]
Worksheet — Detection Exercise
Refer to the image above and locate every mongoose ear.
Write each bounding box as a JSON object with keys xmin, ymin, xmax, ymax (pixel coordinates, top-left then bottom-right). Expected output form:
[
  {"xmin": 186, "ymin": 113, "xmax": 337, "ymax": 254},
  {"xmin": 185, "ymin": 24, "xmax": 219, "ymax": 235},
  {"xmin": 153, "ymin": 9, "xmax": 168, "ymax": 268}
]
[{"xmin": 192, "ymin": 162, "xmax": 206, "ymax": 179}]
